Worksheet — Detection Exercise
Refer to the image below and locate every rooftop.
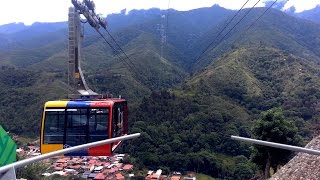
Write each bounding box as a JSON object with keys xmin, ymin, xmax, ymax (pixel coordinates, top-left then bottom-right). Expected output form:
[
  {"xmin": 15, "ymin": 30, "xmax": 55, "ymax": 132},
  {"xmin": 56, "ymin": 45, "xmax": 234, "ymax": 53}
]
[{"xmin": 271, "ymin": 135, "xmax": 320, "ymax": 179}]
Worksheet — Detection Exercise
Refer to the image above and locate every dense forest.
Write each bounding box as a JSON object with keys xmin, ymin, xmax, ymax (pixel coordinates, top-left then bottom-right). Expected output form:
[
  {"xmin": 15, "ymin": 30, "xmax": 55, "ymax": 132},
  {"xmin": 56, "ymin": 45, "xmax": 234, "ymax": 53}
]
[{"xmin": 1, "ymin": 4, "xmax": 320, "ymax": 179}]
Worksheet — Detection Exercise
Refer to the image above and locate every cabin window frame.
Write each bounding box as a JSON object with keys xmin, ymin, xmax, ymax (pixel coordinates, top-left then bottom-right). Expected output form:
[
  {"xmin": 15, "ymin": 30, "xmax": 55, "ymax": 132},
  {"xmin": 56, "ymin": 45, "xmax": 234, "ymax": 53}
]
[{"xmin": 43, "ymin": 107, "xmax": 110, "ymax": 145}]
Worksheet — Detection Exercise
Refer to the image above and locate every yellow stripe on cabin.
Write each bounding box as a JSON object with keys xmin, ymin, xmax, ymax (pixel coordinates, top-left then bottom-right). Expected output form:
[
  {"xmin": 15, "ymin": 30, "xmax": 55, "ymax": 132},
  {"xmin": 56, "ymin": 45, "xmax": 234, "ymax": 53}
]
[{"xmin": 44, "ymin": 101, "xmax": 68, "ymax": 108}]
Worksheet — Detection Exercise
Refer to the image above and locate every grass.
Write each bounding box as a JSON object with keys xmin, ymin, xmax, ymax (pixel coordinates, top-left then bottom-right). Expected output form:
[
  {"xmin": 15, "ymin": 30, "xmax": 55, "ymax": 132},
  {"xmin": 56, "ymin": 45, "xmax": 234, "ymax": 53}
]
[{"xmin": 196, "ymin": 173, "xmax": 215, "ymax": 180}]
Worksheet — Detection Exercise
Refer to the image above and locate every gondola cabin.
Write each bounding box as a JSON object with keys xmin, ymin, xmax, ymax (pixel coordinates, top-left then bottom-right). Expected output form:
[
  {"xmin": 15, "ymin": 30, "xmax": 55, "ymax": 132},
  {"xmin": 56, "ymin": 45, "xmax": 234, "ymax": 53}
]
[{"xmin": 40, "ymin": 99, "xmax": 128, "ymax": 156}]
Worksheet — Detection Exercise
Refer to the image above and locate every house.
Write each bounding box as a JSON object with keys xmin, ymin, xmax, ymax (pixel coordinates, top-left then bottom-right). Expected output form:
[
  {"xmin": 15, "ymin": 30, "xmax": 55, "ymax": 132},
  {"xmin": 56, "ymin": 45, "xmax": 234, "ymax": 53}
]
[
  {"xmin": 160, "ymin": 175, "xmax": 168, "ymax": 180},
  {"xmin": 94, "ymin": 173, "xmax": 106, "ymax": 180},
  {"xmin": 171, "ymin": 175, "xmax": 181, "ymax": 180},
  {"xmin": 81, "ymin": 171, "xmax": 91, "ymax": 179},
  {"xmin": 68, "ymin": 165, "xmax": 81, "ymax": 170},
  {"xmin": 146, "ymin": 169, "xmax": 162, "ymax": 180},
  {"xmin": 54, "ymin": 167, "xmax": 63, "ymax": 171},
  {"xmin": 123, "ymin": 164, "xmax": 133, "ymax": 170},
  {"xmin": 115, "ymin": 173, "xmax": 125, "ymax": 180},
  {"xmin": 183, "ymin": 177, "xmax": 196, "ymax": 180},
  {"xmin": 88, "ymin": 173, "xmax": 98, "ymax": 180},
  {"xmin": 93, "ymin": 166, "xmax": 104, "ymax": 173},
  {"xmin": 16, "ymin": 148, "xmax": 25, "ymax": 156},
  {"xmin": 56, "ymin": 158, "xmax": 67, "ymax": 163},
  {"xmin": 51, "ymin": 171, "xmax": 67, "ymax": 176},
  {"xmin": 103, "ymin": 168, "xmax": 117, "ymax": 174},
  {"xmin": 88, "ymin": 160, "xmax": 97, "ymax": 165}
]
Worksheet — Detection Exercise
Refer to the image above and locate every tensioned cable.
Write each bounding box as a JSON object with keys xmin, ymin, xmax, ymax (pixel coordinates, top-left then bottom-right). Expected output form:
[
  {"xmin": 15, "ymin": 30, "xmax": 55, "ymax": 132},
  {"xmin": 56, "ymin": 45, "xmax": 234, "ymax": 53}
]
[
  {"xmin": 194, "ymin": 0, "xmax": 251, "ymax": 63},
  {"xmin": 102, "ymin": 28, "xmax": 138, "ymax": 69},
  {"xmin": 95, "ymin": 29, "xmax": 136, "ymax": 74},
  {"xmin": 93, "ymin": 13, "xmax": 137, "ymax": 70},
  {"xmin": 230, "ymin": 0, "xmax": 282, "ymax": 46},
  {"xmin": 96, "ymin": 29, "xmax": 149, "ymax": 87},
  {"xmin": 200, "ymin": 0, "xmax": 262, "ymax": 60}
]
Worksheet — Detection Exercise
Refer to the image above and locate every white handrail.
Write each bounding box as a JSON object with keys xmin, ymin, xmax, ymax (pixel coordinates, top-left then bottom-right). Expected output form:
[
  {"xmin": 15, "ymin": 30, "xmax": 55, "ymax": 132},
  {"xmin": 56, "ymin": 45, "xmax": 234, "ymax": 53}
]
[
  {"xmin": 231, "ymin": 135, "xmax": 320, "ymax": 155},
  {"xmin": 0, "ymin": 133, "xmax": 140, "ymax": 174}
]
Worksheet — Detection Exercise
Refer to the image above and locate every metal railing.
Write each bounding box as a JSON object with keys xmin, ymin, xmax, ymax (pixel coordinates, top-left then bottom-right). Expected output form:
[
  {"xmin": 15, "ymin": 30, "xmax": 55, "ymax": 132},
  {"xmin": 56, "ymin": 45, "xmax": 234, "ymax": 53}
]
[
  {"xmin": 231, "ymin": 135, "xmax": 320, "ymax": 155},
  {"xmin": 0, "ymin": 133, "xmax": 140, "ymax": 175}
]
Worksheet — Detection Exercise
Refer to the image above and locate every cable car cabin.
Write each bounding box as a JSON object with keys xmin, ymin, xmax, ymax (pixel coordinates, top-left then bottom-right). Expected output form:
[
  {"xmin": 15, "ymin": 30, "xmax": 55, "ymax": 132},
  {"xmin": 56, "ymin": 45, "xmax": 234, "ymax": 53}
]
[{"xmin": 40, "ymin": 99, "xmax": 128, "ymax": 156}]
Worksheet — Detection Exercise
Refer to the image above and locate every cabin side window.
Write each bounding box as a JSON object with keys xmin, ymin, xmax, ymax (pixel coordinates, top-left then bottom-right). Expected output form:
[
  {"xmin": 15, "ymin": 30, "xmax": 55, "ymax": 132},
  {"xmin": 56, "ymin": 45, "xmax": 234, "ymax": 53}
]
[
  {"xmin": 65, "ymin": 109, "xmax": 87, "ymax": 145},
  {"xmin": 88, "ymin": 108, "xmax": 109, "ymax": 142},
  {"xmin": 43, "ymin": 107, "xmax": 110, "ymax": 145},
  {"xmin": 113, "ymin": 103, "xmax": 124, "ymax": 138},
  {"xmin": 43, "ymin": 109, "xmax": 65, "ymax": 144}
]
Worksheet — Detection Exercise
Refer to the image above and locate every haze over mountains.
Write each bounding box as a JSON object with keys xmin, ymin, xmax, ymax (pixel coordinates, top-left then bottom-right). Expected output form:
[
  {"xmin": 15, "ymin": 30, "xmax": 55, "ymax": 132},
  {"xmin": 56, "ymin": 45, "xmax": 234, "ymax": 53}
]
[{"xmin": 1, "ymin": 4, "xmax": 320, "ymax": 179}]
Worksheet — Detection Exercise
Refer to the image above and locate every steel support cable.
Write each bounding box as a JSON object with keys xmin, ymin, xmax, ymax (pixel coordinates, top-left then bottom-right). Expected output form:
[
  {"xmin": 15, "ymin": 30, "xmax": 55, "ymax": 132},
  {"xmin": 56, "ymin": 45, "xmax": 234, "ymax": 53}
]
[
  {"xmin": 95, "ymin": 29, "xmax": 136, "ymax": 72},
  {"xmin": 95, "ymin": 29, "xmax": 148, "ymax": 89},
  {"xmin": 93, "ymin": 13, "xmax": 137, "ymax": 70},
  {"xmin": 102, "ymin": 28, "xmax": 137, "ymax": 69},
  {"xmin": 195, "ymin": 0, "xmax": 263, "ymax": 66},
  {"xmin": 93, "ymin": 13, "xmax": 148, "ymax": 81},
  {"xmin": 230, "ymin": 0, "xmax": 283, "ymax": 46},
  {"xmin": 194, "ymin": 0, "xmax": 251, "ymax": 63},
  {"xmin": 100, "ymin": 28, "xmax": 152, "ymax": 83},
  {"xmin": 203, "ymin": 0, "xmax": 262, "ymax": 55}
]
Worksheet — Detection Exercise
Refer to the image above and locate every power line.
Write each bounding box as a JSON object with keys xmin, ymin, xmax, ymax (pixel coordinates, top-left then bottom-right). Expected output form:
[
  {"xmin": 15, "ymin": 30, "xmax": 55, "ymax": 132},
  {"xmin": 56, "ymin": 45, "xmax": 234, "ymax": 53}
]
[
  {"xmin": 205, "ymin": 0, "xmax": 261, "ymax": 51},
  {"xmin": 194, "ymin": 0, "xmax": 251, "ymax": 63},
  {"xmin": 95, "ymin": 29, "xmax": 149, "ymax": 88},
  {"xmin": 102, "ymin": 28, "xmax": 137, "ymax": 69},
  {"xmin": 92, "ymin": 13, "xmax": 138, "ymax": 70},
  {"xmin": 203, "ymin": 0, "xmax": 261, "ymax": 56},
  {"xmin": 231, "ymin": 0, "xmax": 282, "ymax": 46},
  {"xmin": 95, "ymin": 30, "xmax": 136, "ymax": 73}
]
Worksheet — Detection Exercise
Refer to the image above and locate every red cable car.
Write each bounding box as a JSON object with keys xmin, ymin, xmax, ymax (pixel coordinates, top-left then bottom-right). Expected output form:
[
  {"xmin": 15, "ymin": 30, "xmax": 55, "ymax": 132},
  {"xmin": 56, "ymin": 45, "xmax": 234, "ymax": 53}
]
[
  {"xmin": 40, "ymin": 1, "xmax": 129, "ymax": 156},
  {"xmin": 40, "ymin": 99, "xmax": 128, "ymax": 156}
]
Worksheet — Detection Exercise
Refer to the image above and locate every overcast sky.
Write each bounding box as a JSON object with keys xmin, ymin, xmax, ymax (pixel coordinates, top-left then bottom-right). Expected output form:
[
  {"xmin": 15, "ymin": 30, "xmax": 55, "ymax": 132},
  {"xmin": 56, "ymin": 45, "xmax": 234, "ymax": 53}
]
[{"xmin": 0, "ymin": 0, "xmax": 319, "ymax": 25}]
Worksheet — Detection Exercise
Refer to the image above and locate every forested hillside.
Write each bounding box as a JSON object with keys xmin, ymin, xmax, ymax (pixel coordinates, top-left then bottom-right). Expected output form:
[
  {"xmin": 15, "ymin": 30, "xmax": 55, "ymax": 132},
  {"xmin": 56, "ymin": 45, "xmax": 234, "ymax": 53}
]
[{"xmin": 1, "ymin": 5, "xmax": 320, "ymax": 178}]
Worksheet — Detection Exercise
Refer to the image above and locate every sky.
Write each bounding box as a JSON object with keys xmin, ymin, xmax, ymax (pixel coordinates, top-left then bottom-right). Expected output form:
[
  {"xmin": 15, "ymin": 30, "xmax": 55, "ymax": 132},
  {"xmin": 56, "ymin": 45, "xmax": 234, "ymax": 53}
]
[{"xmin": 0, "ymin": 0, "xmax": 319, "ymax": 26}]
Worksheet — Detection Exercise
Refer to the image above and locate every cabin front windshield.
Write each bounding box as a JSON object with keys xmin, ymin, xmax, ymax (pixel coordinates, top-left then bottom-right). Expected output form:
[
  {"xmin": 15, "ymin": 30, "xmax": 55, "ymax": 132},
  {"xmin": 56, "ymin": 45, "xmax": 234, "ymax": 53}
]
[{"xmin": 43, "ymin": 108, "xmax": 109, "ymax": 145}]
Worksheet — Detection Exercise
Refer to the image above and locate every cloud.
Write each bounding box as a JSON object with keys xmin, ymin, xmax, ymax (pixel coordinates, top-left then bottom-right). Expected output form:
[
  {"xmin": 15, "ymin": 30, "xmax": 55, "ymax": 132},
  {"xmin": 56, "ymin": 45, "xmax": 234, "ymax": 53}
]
[
  {"xmin": 282, "ymin": 0, "xmax": 320, "ymax": 13},
  {"xmin": 94, "ymin": 0, "xmax": 266, "ymax": 16},
  {"xmin": 0, "ymin": 0, "xmax": 71, "ymax": 25},
  {"xmin": 0, "ymin": 0, "xmax": 319, "ymax": 25}
]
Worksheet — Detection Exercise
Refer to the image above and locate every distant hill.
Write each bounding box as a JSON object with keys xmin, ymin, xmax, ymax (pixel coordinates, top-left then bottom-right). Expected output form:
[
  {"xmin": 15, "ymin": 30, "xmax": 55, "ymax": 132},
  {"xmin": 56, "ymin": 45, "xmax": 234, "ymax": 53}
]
[
  {"xmin": 265, "ymin": 1, "xmax": 320, "ymax": 24},
  {"xmin": 191, "ymin": 8, "xmax": 320, "ymax": 71},
  {"xmin": 0, "ymin": 23, "xmax": 27, "ymax": 34},
  {"xmin": 295, "ymin": 5, "xmax": 320, "ymax": 24},
  {"xmin": 1, "ymin": 5, "xmax": 320, "ymax": 179}
]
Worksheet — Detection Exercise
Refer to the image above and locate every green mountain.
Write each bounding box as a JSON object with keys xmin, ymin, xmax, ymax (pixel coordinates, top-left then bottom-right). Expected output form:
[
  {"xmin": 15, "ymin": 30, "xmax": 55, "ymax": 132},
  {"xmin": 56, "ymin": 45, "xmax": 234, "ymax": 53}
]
[
  {"xmin": 192, "ymin": 8, "xmax": 320, "ymax": 71},
  {"xmin": 0, "ymin": 5, "xmax": 320, "ymax": 179},
  {"xmin": 296, "ymin": 5, "xmax": 320, "ymax": 24},
  {"xmin": 189, "ymin": 45, "xmax": 320, "ymax": 123}
]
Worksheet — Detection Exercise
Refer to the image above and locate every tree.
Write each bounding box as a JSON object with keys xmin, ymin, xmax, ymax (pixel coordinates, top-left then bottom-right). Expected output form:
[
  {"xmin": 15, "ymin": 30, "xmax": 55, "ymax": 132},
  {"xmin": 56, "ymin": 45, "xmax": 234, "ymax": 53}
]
[
  {"xmin": 16, "ymin": 161, "xmax": 49, "ymax": 180},
  {"xmin": 252, "ymin": 108, "xmax": 302, "ymax": 179}
]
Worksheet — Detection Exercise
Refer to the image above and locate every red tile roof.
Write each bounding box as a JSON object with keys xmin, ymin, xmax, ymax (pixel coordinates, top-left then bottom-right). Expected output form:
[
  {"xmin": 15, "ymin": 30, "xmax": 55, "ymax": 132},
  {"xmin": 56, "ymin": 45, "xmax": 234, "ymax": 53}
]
[
  {"xmin": 54, "ymin": 167, "xmax": 63, "ymax": 171},
  {"xmin": 171, "ymin": 175, "xmax": 181, "ymax": 180},
  {"xmin": 94, "ymin": 173, "xmax": 106, "ymax": 180},
  {"xmin": 103, "ymin": 168, "xmax": 117, "ymax": 174},
  {"xmin": 56, "ymin": 159, "xmax": 66, "ymax": 163},
  {"xmin": 123, "ymin": 164, "xmax": 133, "ymax": 170},
  {"xmin": 68, "ymin": 165, "xmax": 81, "ymax": 169},
  {"xmin": 88, "ymin": 160, "xmax": 97, "ymax": 164},
  {"xmin": 115, "ymin": 173, "xmax": 124, "ymax": 180}
]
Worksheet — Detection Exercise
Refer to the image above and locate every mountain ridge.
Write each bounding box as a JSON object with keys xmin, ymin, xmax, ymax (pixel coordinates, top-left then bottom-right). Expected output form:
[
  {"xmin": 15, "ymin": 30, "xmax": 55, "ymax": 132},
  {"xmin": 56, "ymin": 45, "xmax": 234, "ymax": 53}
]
[{"xmin": 0, "ymin": 5, "xmax": 320, "ymax": 179}]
